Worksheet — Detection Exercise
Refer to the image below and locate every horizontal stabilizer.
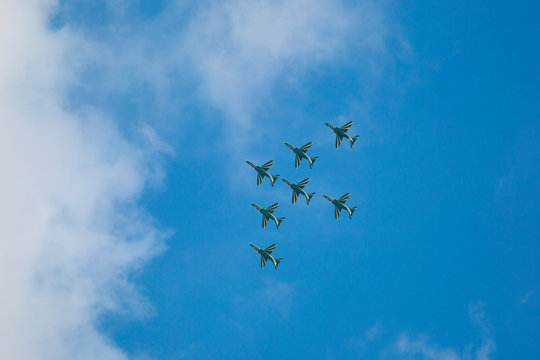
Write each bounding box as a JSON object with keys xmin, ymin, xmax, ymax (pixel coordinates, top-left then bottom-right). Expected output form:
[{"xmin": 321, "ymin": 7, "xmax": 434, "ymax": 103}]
[
  {"xmin": 309, "ymin": 156, "xmax": 318, "ymax": 169},
  {"xmin": 351, "ymin": 135, "xmax": 359, "ymax": 148}
]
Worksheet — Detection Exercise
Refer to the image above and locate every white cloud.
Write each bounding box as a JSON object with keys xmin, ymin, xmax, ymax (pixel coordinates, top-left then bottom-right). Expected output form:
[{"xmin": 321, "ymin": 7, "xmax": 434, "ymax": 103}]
[
  {"xmin": 184, "ymin": 0, "xmax": 391, "ymax": 129},
  {"xmin": 392, "ymin": 303, "xmax": 495, "ymax": 360},
  {"xmin": 0, "ymin": 1, "xmax": 165, "ymax": 359}
]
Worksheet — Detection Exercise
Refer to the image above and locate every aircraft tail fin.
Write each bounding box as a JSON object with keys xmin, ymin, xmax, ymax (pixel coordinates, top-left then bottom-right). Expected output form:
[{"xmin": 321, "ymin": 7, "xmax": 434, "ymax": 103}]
[
  {"xmin": 307, "ymin": 192, "xmax": 316, "ymax": 204},
  {"xmin": 350, "ymin": 206, "xmax": 357, "ymax": 219},
  {"xmin": 277, "ymin": 217, "xmax": 285, "ymax": 229},
  {"xmin": 351, "ymin": 135, "xmax": 359, "ymax": 148},
  {"xmin": 275, "ymin": 258, "xmax": 283, "ymax": 270},
  {"xmin": 271, "ymin": 174, "xmax": 280, "ymax": 186},
  {"xmin": 310, "ymin": 156, "xmax": 319, "ymax": 168}
]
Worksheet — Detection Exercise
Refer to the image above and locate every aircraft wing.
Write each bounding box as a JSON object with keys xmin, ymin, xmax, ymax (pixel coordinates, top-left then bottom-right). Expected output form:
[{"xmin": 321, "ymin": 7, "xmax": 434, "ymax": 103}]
[
  {"xmin": 265, "ymin": 244, "xmax": 277, "ymax": 254},
  {"xmin": 335, "ymin": 206, "xmax": 341, "ymax": 220},
  {"xmin": 300, "ymin": 142, "xmax": 313, "ymax": 152},
  {"xmin": 340, "ymin": 121, "xmax": 353, "ymax": 132},
  {"xmin": 297, "ymin": 178, "xmax": 310, "ymax": 188},
  {"xmin": 257, "ymin": 172, "xmax": 263, "ymax": 186},
  {"xmin": 262, "ymin": 216, "xmax": 268, "ymax": 229},
  {"xmin": 338, "ymin": 193, "xmax": 351, "ymax": 203},
  {"xmin": 261, "ymin": 256, "xmax": 266, "ymax": 268},
  {"xmin": 292, "ymin": 190, "xmax": 298, "ymax": 204},
  {"xmin": 335, "ymin": 134, "xmax": 343, "ymax": 149},
  {"xmin": 261, "ymin": 160, "xmax": 274, "ymax": 170},
  {"xmin": 266, "ymin": 203, "xmax": 279, "ymax": 213},
  {"xmin": 295, "ymin": 155, "xmax": 301, "ymax": 168}
]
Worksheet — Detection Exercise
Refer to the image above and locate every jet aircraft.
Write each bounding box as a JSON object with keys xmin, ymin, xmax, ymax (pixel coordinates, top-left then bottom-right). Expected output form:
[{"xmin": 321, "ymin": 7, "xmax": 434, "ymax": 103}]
[
  {"xmin": 245, "ymin": 160, "xmax": 280, "ymax": 186},
  {"xmin": 322, "ymin": 193, "xmax": 357, "ymax": 219},
  {"xmin": 251, "ymin": 202, "xmax": 285, "ymax": 229},
  {"xmin": 284, "ymin": 142, "xmax": 319, "ymax": 168},
  {"xmin": 324, "ymin": 121, "xmax": 359, "ymax": 149},
  {"xmin": 281, "ymin": 177, "xmax": 316, "ymax": 205},
  {"xmin": 249, "ymin": 243, "xmax": 283, "ymax": 269}
]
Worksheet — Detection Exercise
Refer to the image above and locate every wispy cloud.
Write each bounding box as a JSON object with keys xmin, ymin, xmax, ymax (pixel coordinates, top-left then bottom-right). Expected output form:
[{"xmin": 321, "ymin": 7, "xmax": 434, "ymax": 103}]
[
  {"xmin": 520, "ymin": 290, "xmax": 533, "ymax": 304},
  {"xmin": 54, "ymin": 0, "xmax": 405, "ymax": 155},
  {"xmin": 390, "ymin": 303, "xmax": 495, "ymax": 360}
]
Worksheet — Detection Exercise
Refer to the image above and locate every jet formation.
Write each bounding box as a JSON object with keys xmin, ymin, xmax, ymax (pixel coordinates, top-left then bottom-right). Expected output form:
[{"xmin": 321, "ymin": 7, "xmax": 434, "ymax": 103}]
[{"xmin": 247, "ymin": 121, "xmax": 360, "ymax": 269}]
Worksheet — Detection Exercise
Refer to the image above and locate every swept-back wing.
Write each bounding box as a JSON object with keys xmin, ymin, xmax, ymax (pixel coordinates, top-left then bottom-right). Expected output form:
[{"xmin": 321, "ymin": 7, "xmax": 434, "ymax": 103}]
[
  {"xmin": 261, "ymin": 256, "xmax": 267, "ymax": 268},
  {"xmin": 340, "ymin": 121, "xmax": 353, "ymax": 131},
  {"xmin": 335, "ymin": 134, "xmax": 343, "ymax": 149},
  {"xmin": 335, "ymin": 206, "xmax": 341, "ymax": 220},
  {"xmin": 292, "ymin": 190, "xmax": 299, "ymax": 204},
  {"xmin": 261, "ymin": 160, "xmax": 274, "ymax": 170},
  {"xmin": 265, "ymin": 244, "xmax": 277, "ymax": 254},
  {"xmin": 266, "ymin": 203, "xmax": 279, "ymax": 213},
  {"xmin": 257, "ymin": 172, "xmax": 263, "ymax": 186},
  {"xmin": 338, "ymin": 193, "xmax": 351, "ymax": 203},
  {"xmin": 297, "ymin": 178, "xmax": 310, "ymax": 188},
  {"xmin": 262, "ymin": 216, "xmax": 268, "ymax": 229},
  {"xmin": 295, "ymin": 155, "xmax": 301, "ymax": 168},
  {"xmin": 300, "ymin": 142, "xmax": 313, "ymax": 152}
]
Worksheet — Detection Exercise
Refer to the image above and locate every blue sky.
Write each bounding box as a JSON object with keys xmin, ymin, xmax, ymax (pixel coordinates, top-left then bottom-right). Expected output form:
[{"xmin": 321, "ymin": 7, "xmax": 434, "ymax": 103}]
[{"xmin": 1, "ymin": 1, "xmax": 538, "ymax": 359}]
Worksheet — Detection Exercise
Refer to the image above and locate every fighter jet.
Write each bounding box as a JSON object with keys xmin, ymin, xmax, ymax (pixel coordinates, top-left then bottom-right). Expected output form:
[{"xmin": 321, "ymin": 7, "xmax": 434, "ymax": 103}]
[
  {"xmin": 249, "ymin": 243, "xmax": 283, "ymax": 270},
  {"xmin": 324, "ymin": 121, "xmax": 359, "ymax": 149},
  {"xmin": 281, "ymin": 177, "xmax": 316, "ymax": 205},
  {"xmin": 245, "ymin": 160, "xmax": 280, "ymax": 186},
  {"xmin": 284, "ymin": 142, "xmax": 319, "ymax": 169},
  {"xmin": 322, "ymin": 193, "xmax": 357, "ymax": 220},
  {"xmin": 251, "ymin": 202, "xmax": 285, "ymax": 229}
]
